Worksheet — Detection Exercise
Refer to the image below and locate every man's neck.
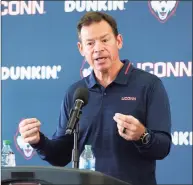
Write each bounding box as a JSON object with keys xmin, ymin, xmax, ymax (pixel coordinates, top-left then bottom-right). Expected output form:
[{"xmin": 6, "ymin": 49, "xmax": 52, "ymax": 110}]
[{"xmin": 94, "ymin": 60, "xmax": 124, "ymax": 88}]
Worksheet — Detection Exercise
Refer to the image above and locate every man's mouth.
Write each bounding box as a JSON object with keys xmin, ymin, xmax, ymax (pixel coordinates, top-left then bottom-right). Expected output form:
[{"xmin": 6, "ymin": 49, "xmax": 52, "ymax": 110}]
[{"xmin": 95, "ymin": 57, "xmax": 108, "ymax": 61}]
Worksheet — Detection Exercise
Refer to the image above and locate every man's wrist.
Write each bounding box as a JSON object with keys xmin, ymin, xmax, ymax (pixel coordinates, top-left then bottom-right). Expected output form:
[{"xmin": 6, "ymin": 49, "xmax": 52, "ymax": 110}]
[
  {"xmin": 30, "ymin": 132, "xmax": 47, "ymax": 150},
  {"xmin": 134, "ymin": 128, "xmax": 153, "ymax": 146},
  {"xmin": 140, "ymin": 128, "xmax": 151, "ymax": 144}
]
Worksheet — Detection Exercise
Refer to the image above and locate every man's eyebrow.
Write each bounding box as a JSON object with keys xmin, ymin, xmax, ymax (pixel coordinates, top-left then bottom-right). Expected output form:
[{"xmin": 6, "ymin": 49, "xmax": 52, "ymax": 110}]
[
  {"xmin": 85, "ymin": 34, "xmax": 110, "ymax": 41},
  {"xmin": 100, "ymin": 34, "xmax": 110, "ymax": 39}
]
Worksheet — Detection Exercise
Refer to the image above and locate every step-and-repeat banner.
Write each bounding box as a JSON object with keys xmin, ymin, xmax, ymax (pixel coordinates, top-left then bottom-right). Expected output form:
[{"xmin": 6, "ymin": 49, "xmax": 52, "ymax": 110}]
[{"xmin": 1, "ymin": 1, "xmax": 192, "ymax": 184}]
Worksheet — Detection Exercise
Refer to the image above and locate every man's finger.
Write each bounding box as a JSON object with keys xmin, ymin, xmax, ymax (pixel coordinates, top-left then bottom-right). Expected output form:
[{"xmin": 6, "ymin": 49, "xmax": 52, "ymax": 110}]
[
  {"xmin": 117, "ymin": 121, "xmax": 137, "ymax": 132},
  {"xmin": 114, "ymin": 113, "xmax": 128, "ymax": 122},
  {"xmin": 115, "ymin": 113, "xmax": 140, "ymax": 125},
  {"xmin": 125, "ymin": 115, "xmax": 139, "ymax": 125},
  {"xmin": 20, "ymin": 121, "xmax": 41, "ymax": 133},
  {"xmin": 21, "ymin": 127, "xmax": 39, "ymax": 139},
  {"xmin": 114, "ymin": 115, "xmax": 133, "ymax": 130},
  {"xmin": 24, "ymin": 135, "xmax": 39, "ymax": 144},
  {"xmin": 115, "ymin": 118, "xmax": 130, "ymax": 130},
  {"xmin": 19, "ymin": 118, "xmax": 38, "ymax": 127},
  {"xmin": 117, "ymin": 123, "xmax": 124, "ymax": 133},
  {"xmin": 118, "ymin": 129, "xmax": 132, "ymax": 141}
]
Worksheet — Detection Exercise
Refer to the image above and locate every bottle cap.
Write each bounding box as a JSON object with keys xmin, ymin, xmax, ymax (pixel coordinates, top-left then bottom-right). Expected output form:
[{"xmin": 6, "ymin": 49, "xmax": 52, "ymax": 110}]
[
  {"xmin": 85, "ymin": 145, "xmax": 91, "ymax": 150},
  {"xmin": 3, "ymin": 140, "xmax": 11, "ymax": 145}
]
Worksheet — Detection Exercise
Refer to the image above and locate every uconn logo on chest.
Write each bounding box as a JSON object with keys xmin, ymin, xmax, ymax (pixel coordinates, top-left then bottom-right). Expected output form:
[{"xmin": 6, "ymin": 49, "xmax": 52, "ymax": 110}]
[{"xmin": 121, "ymin": 97, "xmax": 137, "ymax": 101}]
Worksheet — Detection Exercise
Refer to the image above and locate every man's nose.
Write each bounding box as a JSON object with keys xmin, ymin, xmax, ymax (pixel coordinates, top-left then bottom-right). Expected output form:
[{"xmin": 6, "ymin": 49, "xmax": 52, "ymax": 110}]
[{"xmin": 94, "ymin": 41, "xmax": 104, "ymax": 53}]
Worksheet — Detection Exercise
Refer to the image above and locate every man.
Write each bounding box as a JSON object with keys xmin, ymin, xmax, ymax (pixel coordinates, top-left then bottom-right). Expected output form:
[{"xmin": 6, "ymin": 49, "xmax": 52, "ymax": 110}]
[{"xmin": 19, "ymin": 12, "xmax": 172, "ymax": 185}]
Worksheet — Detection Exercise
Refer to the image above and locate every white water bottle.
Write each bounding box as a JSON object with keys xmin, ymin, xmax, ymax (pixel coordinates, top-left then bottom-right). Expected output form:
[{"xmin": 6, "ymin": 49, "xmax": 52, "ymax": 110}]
[
  {"xmin": 1, "ymin": 140, "xmax": 16, "ymax": 167},
  {"xmin": 79, "ymin": 145, "xmax": 95, "ymax": 171}
]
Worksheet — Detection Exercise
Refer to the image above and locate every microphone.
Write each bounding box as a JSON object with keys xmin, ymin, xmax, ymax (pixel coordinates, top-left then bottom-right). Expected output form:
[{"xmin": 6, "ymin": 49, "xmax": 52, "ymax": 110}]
[{"xmin": 65, "ymin": 87, "xmax": 89, "ymax": 135}]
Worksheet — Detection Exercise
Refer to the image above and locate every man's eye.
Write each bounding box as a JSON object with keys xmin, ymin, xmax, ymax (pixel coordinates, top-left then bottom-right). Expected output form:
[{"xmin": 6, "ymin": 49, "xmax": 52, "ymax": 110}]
[{"xmin": 87, "ymin": 42, "xmax": 93, "ymax": 46}]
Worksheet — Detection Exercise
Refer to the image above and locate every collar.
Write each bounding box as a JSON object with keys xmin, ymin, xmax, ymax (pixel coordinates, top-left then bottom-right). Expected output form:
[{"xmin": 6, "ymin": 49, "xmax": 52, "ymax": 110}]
[{"xmin": 85, "ymin": 59, "xmax": 133, "ymax": 88}]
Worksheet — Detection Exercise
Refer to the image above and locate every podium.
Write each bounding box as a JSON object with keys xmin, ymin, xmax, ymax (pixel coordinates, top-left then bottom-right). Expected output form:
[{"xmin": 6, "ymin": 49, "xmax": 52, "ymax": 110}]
[{"xmin": 1, "ymin": 166, "xmax": 131, "ymax": 185}]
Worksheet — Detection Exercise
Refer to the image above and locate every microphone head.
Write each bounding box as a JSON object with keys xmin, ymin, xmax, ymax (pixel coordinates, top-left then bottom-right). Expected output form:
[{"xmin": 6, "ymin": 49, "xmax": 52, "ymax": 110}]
[{"xmin": 73, "ymin": 87, "xmax": 89, "ymax": 105}]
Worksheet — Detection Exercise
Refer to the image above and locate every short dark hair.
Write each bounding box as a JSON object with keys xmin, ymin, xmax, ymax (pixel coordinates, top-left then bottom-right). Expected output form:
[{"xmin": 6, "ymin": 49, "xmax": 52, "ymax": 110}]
[{"xmin": 77, "ymin": 11, "xmax": 119, "ymax": 40}]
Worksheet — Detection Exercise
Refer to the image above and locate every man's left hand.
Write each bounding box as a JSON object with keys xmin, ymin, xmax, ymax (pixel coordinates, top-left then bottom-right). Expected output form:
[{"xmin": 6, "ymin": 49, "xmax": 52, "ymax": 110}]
[{"xmin": 113, "ymin": 113, "xmax": 145, "ymax": 141}]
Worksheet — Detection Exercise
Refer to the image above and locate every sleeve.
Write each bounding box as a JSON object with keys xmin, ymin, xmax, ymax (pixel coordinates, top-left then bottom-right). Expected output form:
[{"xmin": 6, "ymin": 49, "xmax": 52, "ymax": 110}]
[
  {"xmin": 134, "ymin": 78, "xmax": 172, "ymax": 160},
  {"xmin": 31, "ymin": 89, "xmax": 74, "ymax": 166}
]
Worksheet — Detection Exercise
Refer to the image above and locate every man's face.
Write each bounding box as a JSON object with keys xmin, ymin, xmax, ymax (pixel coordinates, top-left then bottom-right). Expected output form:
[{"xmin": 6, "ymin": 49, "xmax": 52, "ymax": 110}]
[{"xmin": 78, "ymin": 20, "xmax": 123, "ymax": 72}]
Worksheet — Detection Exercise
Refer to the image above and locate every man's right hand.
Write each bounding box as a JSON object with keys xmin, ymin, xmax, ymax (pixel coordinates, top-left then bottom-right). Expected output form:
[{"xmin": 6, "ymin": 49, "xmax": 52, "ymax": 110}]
[{"xmin": 19, "ymin": 118, "xmax": 41, "ymax": 144}]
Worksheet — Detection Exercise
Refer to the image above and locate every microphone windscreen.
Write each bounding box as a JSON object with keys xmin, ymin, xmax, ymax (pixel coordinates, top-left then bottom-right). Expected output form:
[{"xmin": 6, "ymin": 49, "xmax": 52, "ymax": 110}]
[{"xmin": 73, "ymin": 87, "xmax": 89, "ymax": 105}]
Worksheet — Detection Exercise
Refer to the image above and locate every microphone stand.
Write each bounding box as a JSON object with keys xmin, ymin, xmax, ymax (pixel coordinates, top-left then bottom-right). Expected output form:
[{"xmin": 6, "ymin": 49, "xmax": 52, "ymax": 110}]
[
  {"xmin": 72, "ymin": 121, "xmax": 79, "ymax": 169},
  {"xmin": 65, "ymin": 100, "xmax": 84, "ymax": 169},
  {"xmin": 69, "ymin": 109, "xmax": 82, "ymax": 169}
]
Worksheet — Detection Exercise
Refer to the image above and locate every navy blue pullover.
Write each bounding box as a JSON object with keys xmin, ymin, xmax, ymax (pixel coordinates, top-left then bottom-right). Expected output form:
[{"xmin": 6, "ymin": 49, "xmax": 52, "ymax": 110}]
[{"xmin": 32, "ymin": 60, "xmax": 171, "ymax": 185}]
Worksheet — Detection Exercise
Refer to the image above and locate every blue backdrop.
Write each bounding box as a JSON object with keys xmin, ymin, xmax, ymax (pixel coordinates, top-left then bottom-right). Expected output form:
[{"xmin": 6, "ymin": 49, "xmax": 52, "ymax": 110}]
[{"xmin": 1, "ymin": 1, "xmax": 192, "ymax": 184}]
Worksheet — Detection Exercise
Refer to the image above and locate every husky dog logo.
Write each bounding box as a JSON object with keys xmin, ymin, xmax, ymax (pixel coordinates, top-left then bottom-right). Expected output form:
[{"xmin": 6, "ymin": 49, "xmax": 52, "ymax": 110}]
[
  {"xmin": 14, "ymin": 129, "xmax": 36, "ymax": 160},
  {"xmin": 80, "ymin": 60, "xmax": 93, "ymax": 78},
  {"xmin": 148, "ymin": 1, "xmax": 179, "ymax": 23}
]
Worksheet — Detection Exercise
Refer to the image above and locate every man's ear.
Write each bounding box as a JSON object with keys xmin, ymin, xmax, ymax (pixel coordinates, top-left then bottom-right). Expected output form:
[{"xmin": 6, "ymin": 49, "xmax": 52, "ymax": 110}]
[
  {"xmin": 117, "ymin": 34, "xmax": 123, "ymax": 50},
  {"xmin": 77, "ymin": 42, "xmax": 84, "ymax": 57}
]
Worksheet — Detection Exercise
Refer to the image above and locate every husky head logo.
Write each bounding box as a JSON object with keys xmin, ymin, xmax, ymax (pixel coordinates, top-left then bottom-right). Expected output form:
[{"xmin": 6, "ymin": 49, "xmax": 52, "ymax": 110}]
[
  {"xmin": 80, "ymin": 60, "xmax": 93, "ymax": 78},
  {"xmin": 14, "ymin": 129, "xmax": 36, "ymax": 160},
  {"xmin": 148, "ymin": 1, "xmax": 179, "ymax": 23}
]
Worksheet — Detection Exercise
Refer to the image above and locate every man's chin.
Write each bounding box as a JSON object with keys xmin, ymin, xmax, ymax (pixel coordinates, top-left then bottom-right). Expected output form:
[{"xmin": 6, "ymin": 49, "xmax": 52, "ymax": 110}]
[
  {"xmin": 95, "ymin": 67, "xmax": 109, "ymax": 73},
  {"xmin": 94, "ymin": 63, "xmax": 111, "ymax": 72}
]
